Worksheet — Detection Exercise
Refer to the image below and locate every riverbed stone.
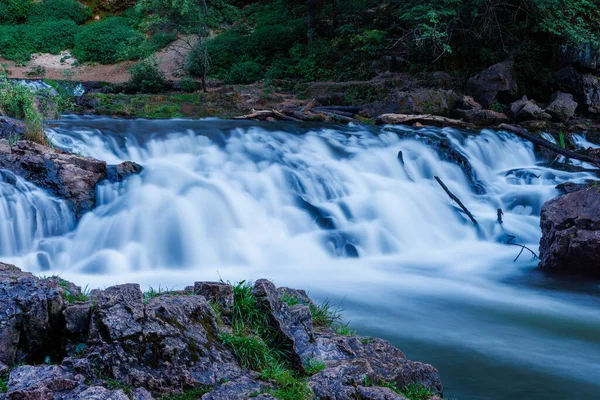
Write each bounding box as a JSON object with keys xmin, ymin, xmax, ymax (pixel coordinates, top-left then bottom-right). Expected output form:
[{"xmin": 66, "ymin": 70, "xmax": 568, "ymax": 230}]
[
  {"xmin": 545, "ymin": 92, "xmax": 578, "ymax": 121},
  {"xmin": 539, "ymin": 188, "xmax": 600, "ymax": 276},
  {"xmin": 466, "ymin": 60, "xmax": 518, "ymax": 108}
]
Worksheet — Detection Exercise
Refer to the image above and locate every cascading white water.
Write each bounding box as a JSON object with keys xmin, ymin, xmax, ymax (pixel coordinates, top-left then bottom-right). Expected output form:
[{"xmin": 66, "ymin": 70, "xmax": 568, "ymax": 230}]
[
  {"xmin": 2, "ymin": 117, "xmax": 599, "ymax": 399},
  {"xmin": 0, "ymin": 170, "xmax": 73, "ymax": 257}
]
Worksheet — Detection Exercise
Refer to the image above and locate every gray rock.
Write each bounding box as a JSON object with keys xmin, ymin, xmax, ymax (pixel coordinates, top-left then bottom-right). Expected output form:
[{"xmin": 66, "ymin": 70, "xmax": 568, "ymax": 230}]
[
  {"xmin": 0, "ymin": 117, "xmax": 25, "ymax": 141},
  {"xmin": 356, "ymin": 386, "xmax": 408, "ymax": 400},
  {"xmin": 90, "ymin": 284, "xmax": 145, "ymax": 341},
  {"xmin": 0, "ymin": 263, "xmax": 69, "ymax": 366},
  {"xmin": 0, "ymin": 140, "xmax": 107, "ymax": 217},
  {"xmin": 6, "ymin": 365, "xmax": 80, "ymax": 399},
  {"xmin": 201, "ymin": 374, "xmax": 271, "ymax": 400},
  {"xmin": 69, "ymin": 386, "xmax": 130, "ymax": 400},
  {"xmin": 131, "ymin": 388, "xmax": 155, "ymax": 400},
  {"xmin": 252, "ymin": 280, "xmax": 316, "ymax": 371},
  {"xmin": 194, "ymin": 282, "xmax": 234, "ymax": 316},
  {"xmin": 64, "ymin": 303, "xmax": 92, "ymax": 335},
  {"xmin": 393, "ymin": 89, "xmax": 458, "ymax": 116},
  {"xmin": 456, "ymin": 109, "xmax": 508, "ymax": 126},
  {"xmin": 516, "ymin": 102, "xmax": 552, "ymax": 122},
  {"xmin": 466, "ymin": 60, "xmax": 518, "ymax": 108},
  {"xmin": 107, "ymin": 161, "xmax": 143, "ymax": 183},
  {"xmin": 539, "ymin": 188, "xmax": 600, "ymax": 276},
  {"xmin": 545, "ymin": 92, "xmax": 578, "ymax": 121},
  {"xmin": 455, "ymin": 95, "xmax": 482, "ymax": 111},
  {"xmin": 555, "ymin": 67, "xmax": 600, "ymax": 115}
]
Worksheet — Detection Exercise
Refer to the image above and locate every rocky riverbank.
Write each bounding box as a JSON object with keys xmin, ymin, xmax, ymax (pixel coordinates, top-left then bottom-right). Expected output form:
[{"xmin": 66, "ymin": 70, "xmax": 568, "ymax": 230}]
[{"xmin": 0, "ymin": 263, "xmax": 442, "ymax": 400}]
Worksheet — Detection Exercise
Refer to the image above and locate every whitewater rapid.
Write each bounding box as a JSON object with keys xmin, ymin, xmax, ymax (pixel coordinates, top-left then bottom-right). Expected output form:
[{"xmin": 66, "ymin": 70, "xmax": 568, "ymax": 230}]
[{"xmin": 1, "ymin": 117, "xmax": 599, "ymax": 399}]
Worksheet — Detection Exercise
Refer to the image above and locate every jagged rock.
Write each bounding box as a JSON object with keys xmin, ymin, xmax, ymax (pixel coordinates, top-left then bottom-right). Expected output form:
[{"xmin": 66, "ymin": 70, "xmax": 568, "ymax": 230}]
[
  {"xmin": 277, "ymin": 287, "xmax": 314, "ymax": 306},
  {"xmin": 556, "ymin": 181, "xmax": 596, "ymax": 195},
  {"xmin": 539, "ymin": 188, "xmax": 600, "ymax": 276},
  {"xmin": 545, "ymin": 92, "xmax": 578, "ymax": 122},
  {"xmin": 555, "ymin": 67, "xmax": 600, "ymax": 115},
  {"xmin": 6, "ymin": 365, "xmax": 80, "ymax": 399},
  {"xmin": 63, "ymin": 303, "xmax": 93, "ymax": 335},
  {"xmin": 194, "ymin": 281, "xmax": 234, "ymax": 316},
  {"xmin": 466, "ymin": 60, "xmax": 518, "ymax": 108},
  {"xmin": 356, "ymin": 386, "xmax": 408, "ymax": 400},
  {"xmin": 131, "ymin": 388, "xmax": 155, "ymax": 400},
  {"xmin": 0, "ymin": 140, "xmax": 107, "ymax": 217},
  {"xmin": 560, "ymin": 42, "xmax": 599, "ymax": 71},
  {"xmin": 456, "ymin": 109, "xmax": 509, "ymax": 126},
  {"xmin": 107, "ymin": 161, "xmax": 143, "ymax": 182},
  {"xmin": 0, "ymin": 117, "xmax": 25, "ymax": 141},
  {"xmin": 510, "ymin": 98, "xmax": 551, "ymax": 122},
  {"xmin": 252, "ymin": 279, "xmax": 315, "ymax": 371},
  {"xmin": 69, "ymin": 386, "xmax": 130, "ymax": 400},
  {"xmin": 86, "ymin": 288, "xmax": 242, "ymax": 391},
  {"xmin": 0, "ymin": 263, "xmax": 71, "ymax": 366},
  {"xmin": 455, "ymin": 95, "xmax": 482, "ymax": 111},
  {"xmin": 200, "ymin": 374, "xmax": 272, "ymax": 400}
]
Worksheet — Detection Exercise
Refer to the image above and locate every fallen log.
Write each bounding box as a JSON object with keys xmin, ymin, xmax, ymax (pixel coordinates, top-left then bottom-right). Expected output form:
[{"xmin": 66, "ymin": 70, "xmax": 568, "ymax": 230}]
[
  {"xmin": 232, "ymin": 110, "xmax": 275, "ymax": 120},
  {"xmin": 434, "ymin": 176, "xmax": 478, "ymax": 225},
  {"xmin": 500, "ymin": 123, "xmax": 600, "ymax": 168},
  {"xmin": 377, "ymin": 114, "xmax": 476, "ymax": 129},
  {"xmin": 272, "ymin": 110, "xmax": 302, "ymax": 122},
  {"xmin": 302, "ymin": 98, "xmax": 318, "ymax": 113},
  {"xmin": 320, "ymin": 111, "xmax": 357, "ymax": 124}
]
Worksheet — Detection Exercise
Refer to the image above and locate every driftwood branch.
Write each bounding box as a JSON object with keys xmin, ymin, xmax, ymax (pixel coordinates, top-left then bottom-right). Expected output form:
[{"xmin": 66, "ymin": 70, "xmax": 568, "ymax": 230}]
[
  {"xmin": 302, "ymin": 98, "xmax": 318, "ymax": 113},
  {"xmin": 377, "ymin": 114, "xmax": 476, "ymax": 129},
  {"xmin": 500, "ymin": 124, "xmax": 600, "ymax": 168},
  {"xmin": 434, "ymin": 176, "xmax": 478, "ymax": 224},
  {"xmin": 506, "ymin": 234, "xmax": 538, "ymax": 262}
]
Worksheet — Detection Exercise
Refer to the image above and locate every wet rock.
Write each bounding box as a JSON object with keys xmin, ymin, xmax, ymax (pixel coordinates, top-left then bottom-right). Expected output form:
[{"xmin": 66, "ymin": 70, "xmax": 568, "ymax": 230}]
[
  {"xmin": 555, "ymin": 181, "xmax": 596, "ymax": 195},
  {"xmin": 545, "ymin": 92, "xmax": 578, "ymax": 122},
  {"xmin": 252, "ymin": 280, "xmax": 315, "ymax": 371},
  {"xmin": 107, "ymin": 161, "xmax": 143, "ymax": 182},
  {"xmin": 0, "ymin": 139, "xmax": 107, "ymax": 217},
  {"xmin": 539, "ymin": 188, "xmax": 600, "ymax": 276},
  {"xmin": 194, "ymin": 281, "xmax": 234, "ymax": 316},
  {"xmin": 466, "ymin": 60, "xmax": 518, "ymax": 108}
]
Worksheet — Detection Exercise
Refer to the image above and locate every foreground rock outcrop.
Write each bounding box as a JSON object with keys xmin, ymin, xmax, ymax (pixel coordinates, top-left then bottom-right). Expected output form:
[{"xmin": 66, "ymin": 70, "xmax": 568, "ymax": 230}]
[
  {"xmin": 539, "ymin": 187, "xmax": 600, "ymax": 276},
  {"xmin": 0, "ymin": 264, "xmax": 442, "ymax": 400}
]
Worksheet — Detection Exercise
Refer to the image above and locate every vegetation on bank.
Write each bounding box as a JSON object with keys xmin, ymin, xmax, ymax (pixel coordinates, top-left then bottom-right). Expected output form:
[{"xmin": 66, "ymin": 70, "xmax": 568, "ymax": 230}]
[{"xmin": 1, "ymin": 0, "xmax": 598, "ymax": 90}]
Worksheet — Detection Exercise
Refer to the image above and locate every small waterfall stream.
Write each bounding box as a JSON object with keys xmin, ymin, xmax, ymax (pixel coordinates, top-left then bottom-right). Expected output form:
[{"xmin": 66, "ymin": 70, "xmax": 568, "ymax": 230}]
[{"xmin": 1, "ymin": 117, "xmax": 599, "ymax": 399}]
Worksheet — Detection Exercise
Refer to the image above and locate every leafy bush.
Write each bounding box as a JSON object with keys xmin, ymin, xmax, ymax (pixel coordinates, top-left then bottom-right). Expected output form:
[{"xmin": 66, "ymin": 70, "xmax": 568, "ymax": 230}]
[
  {"xmin": 27, "ymin": 0, "xmax": 91, "ymax": 25},
  {"xmin": 179, "ymin": 76, "xmax": 198, "ymax": 93},
  {"xmin": 227, "ymin": 61, "xmax": 263, "ymax": 84},
  {"xmin": 206, "ymin": 26, "xmax": 250, "ymax": 77},
  {"xmin": 128, "ymin": 59, "xmax": 168, "ymax": 94},
  {"xmin": 0, "ymin": 0, "xmax": 33, "ymax": 24},
  {"xmin": 0, "ymin": 80, "xmax": 48, "ymax": 145},
  {"xmin": 0, "ymin": 25, "xmax": 30, "ymax": 62},
  {"xmin": 73, "ymin": 18, "xmax": 144, "ymax": 64},
  {"xmin": 25, "ymin": 20, "xmax": 78, "ymax": 54}
]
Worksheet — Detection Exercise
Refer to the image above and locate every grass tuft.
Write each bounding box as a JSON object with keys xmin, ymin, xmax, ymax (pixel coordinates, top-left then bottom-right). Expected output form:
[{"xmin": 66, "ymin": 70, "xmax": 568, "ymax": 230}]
[
  {"xmin": 333, "ymin": 322, "xmax": 356, "ymax": 336},
  {"xmin": 308, "ymin": 301, "xmax": 341, "ymax": 328},
  {"xmin": 400, "ymin": 383, "xmax": 437, "ymax": 400},
  {"xmin": 0, "ymin": 372, "xmax": 8, "ymax": 393},
  {"xmin": 160, "ymin": 387, "xmax": 211, "ymax": 400},
  {"xmin": 304, "ymin": 358, "xmax": 326, "ymax": 375}
]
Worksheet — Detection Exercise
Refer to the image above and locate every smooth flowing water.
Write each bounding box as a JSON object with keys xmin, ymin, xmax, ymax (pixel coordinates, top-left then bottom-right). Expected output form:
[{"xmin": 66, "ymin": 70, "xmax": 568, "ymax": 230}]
[{"xmin": 2, "ymin": 117, "xmax": 600, "ymax": 399}]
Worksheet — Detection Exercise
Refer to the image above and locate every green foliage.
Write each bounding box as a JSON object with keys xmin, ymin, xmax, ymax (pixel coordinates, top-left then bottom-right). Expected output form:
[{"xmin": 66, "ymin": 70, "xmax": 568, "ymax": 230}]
[
  {"xmin": 128, "ymin": 59, "xmax": 168, "ymax": 94},
  {"xmin": 304, "ymin": 358, "xmax": 326, "ymax": 375},
  {"xmin": 221, "ymin": 332, "xmax": 272, "ymax": 370},
  {"xmin": 400, "ymin": 383, "xmax": 437, "ymax": 400},
  {"xmin": 73, "ymin": 18, "xmax": 144, "ymax": 64},
  {"xmin": 0, "ymin": 371, "xmax": 7, "ymax": 393},
  {"xmin": 27, "ymin": 20, "xmax": 78, "ymax": 54},
  {"xmin": 0, "ymin": 77, "xmax": 48, "ymax": 145},
  {"xmin": 160, "ymin": 387, "xmax": 211, "ymax": 400},
  {"xmin": 27, "ymin": 0, "xmax": 91, "ymax": 25},
  {"xmin": 489, "ymin": 102, "xmax": 508, "ymax": 113},
  {"xmin": 559, "ymin": 131, "xmax": 567, "ymax": 149},
  {"xmin": 333, "ymin": 323, "xmax": 356, "ymax": 336},
  {"xmin": 227, "ymin": 61, "xmax": 263, "ymax": 84},
  {"xmin": 0, "ymin": 0, "xmax": 33, "ymax": 24},
  {"xmin": 63, "ymin": 285, "xmax": 91, "ymax": 304},
  {"xmin": 179, "ymin": 76, "xmax": 198, "ymax": 92},
  {"xmin": 308, "ymin": 301, "xmax": 341, "ymax": 328}
]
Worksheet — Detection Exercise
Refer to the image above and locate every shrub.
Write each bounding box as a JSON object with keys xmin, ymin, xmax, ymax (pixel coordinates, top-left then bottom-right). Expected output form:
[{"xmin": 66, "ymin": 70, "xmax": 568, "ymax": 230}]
[
  {"xmin": 179, "ymin": 76, "xmax": 198, "ymax": 93},
  {"xmin": 128, "ymin": 59, "xmax": 168, "ymax": 94},
  {"xmin": 25, "ymin": 20, "xmax": 78, "ymax": 54},
  {"xmin": 0, "ymin": 80, "xmax": 48, "ymax": 145},
  {"xmin": 184, "ymin": 43, "xmax": 211, "ymax": 78},
  {"xmin": 27, "ymin": 0, "xmax": 92, "ymax": 25},
  {"xmin": 0, "ymin": 25, "xmax": 30, "ymax": 62},
  {"xmin": 73, "ymin": 18, "xmax": 144, "ymax": 64},
  {"xmin": 0, "ymin": 0, "xmax": 33, "ymax": 24},
  {"xmin": 227, "ymin": 61, "xmax": 263, "ymax": 84},
  {"xmin": 206, "ymin": 26, "xmax": 249, "ymax": 76}
]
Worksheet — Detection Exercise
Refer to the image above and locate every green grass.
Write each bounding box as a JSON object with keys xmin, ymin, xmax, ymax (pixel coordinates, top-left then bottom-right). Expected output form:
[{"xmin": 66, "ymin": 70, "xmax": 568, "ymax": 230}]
[
  {"xmin": 363, "ymin": 375, "xmax": 437, "ymax": 400},
  {"xmin": 333, "ymin": 323, "xmax": 356, "ymax": 336},
  {"xmin": 308, "ymin": 301, "xmax": 341, "ymax": 328},
  {"xmin": 160, "ymin": 387, "xmax": 211, "ymax": 400},
  {"xmin": 63, "ymin": 284, "xmax": 90, "ymax": 304},
  {"xmin": 104, "ymin": 377, "xmax": 133, "ymax": 397},
  {"xmin": 559, "ymin": 131, "xmax": 567, "ymax": 149},
  {"xmin": 281, "ymin": 292, "xmax": 302, "ymax": 306},
  {"xmin": 304, "ymin": 358, "xmax": 326, "ymax": 375},
  {"xmin": 221, "ymin": 332, "xmax": 272, "ymax": 371},
  {"xmin": 0, "ymin": 372, "xmax": 8, "ymax": 393}
]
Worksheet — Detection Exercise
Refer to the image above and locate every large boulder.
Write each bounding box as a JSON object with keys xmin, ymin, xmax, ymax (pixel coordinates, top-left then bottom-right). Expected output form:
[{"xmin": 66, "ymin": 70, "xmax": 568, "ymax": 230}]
[
  {"xmin": 555, "ymin": 67, "xmax": 600, "ymax": 115},
  {"xmin": 0, "ymin": 140, "xmax": 107, "ymax": 217},
  {"xmin": 392, "ymin": 89, "xmax": 459, "ymax": 116},
  {"xmin": 539, "ymin": 188, "xmax": 600, "ymax": 276},
  {"xmin": 509, "ymin": 97, "xmax": 551, "ymax": 121},
  {"xmin": 0, "ymin": 117, "xmax": 25, "ymax": 141},
  {"xmin": 545, "ymin": 92, "xmax": 578, "ymax": 122},
  {"xmin": 455, "ymin": 109, "xmax": 509, "ymax": 126},
  {"xmin": 466, "ymin": 60, "xmax": 518, "ymax": 108}
]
